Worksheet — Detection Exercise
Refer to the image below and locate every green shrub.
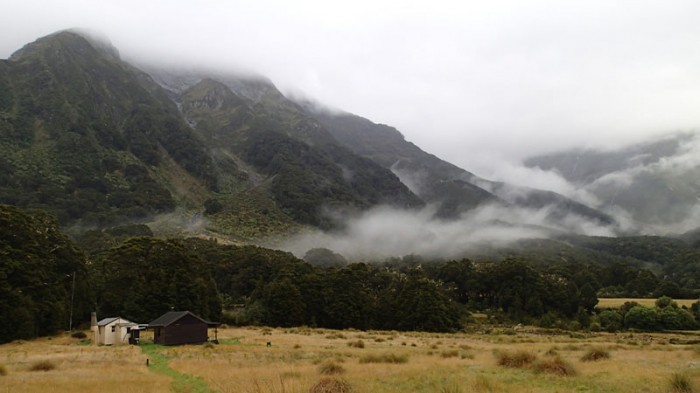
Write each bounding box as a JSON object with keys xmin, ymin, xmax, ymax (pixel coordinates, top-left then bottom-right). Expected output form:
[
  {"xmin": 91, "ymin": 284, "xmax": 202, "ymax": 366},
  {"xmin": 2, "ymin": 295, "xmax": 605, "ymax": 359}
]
[
  {"xmin": 359, "ymin": 353, "xmax": 408, "ymax": 364},
  {"xmin": 29, "ymin": 360, "xmax": 56, "ymax": 372},
  {"xmin": 495, "ymin": 350, "xmax": 537, "ymax": 369},
  {"xmin": 70, "ymin": 331, "xmax": 87, "ymax": 339},
  {"xmin": 581, "ymin": 348, "xmax": 611, "ymax": 362}
]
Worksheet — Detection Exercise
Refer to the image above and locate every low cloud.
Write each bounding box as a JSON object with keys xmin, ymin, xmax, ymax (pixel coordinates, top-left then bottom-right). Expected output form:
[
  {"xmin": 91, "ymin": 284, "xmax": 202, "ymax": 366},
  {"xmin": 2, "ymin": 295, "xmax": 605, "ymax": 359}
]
[{"xmin": 278, "ymin": 203, "xmax": 615, "ymax": 261}]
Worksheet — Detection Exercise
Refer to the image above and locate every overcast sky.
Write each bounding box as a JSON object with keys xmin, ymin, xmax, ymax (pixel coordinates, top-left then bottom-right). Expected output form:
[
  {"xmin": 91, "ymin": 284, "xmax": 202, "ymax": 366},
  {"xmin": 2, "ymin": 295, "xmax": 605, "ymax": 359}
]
[{"xmin": 2, "ymin": 0, "xmax": 700, "ymax": 179}]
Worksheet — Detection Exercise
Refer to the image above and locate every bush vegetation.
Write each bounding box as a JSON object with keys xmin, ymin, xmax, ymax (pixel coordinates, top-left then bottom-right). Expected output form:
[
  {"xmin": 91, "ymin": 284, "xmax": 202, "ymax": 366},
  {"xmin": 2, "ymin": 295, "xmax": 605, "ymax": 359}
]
[
  {"xmin": 495, "ymin": 350, "xmax": 537, "ymax": 369},
  {"xmin": 532, "ymin": 357, "xmax": 578, "ymax": 377},
  {"xmin": 358, "ymin": 353, "xmax": 409, "ymax": 364},
  {"xmin": 581, "ymin": 348, "xmax": 611, "ymax": 362},
  {"xmin": 309, "ymin": 377, "xmax": 352, "ymax": 393},
  {"xmin": 669, "ymin": 373, "xmax": 695, "ymax": 393},
  {"xmin": 29, "ymin": 360, "xmax": 56, "ymax": 372},
  {"xmin": 318, "ymin": 361, "xmax": 345, "ymax": 375}
]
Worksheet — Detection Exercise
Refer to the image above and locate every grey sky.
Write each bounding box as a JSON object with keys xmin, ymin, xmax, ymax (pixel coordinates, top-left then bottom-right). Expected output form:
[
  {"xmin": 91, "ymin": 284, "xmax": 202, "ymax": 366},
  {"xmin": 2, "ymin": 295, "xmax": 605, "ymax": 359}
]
[{"xmin": 2, "ymin": 0, "xmax": 700, "ymax": 180}]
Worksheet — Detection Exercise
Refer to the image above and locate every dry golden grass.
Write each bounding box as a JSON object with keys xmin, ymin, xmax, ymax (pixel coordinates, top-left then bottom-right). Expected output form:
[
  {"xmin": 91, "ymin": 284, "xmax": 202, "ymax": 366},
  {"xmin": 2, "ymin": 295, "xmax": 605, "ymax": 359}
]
[
  {"xmin": 598, "ymin": 298, "xmax": 698, "ymax": 309},
  {"xmin": 2, "ymin": 327, "xmax": 700, "ymax": 393},
  {"xmin": 0, "ymin": 333, "xmax": 170, "ymax": 393}
]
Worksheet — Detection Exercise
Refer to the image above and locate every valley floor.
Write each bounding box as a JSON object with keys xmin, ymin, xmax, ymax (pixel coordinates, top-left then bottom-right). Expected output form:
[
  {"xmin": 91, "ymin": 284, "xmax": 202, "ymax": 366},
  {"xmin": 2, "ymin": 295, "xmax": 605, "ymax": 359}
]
[{"xmin": 1, "ymin": 326, "xmax": 699, "ymax": 393}]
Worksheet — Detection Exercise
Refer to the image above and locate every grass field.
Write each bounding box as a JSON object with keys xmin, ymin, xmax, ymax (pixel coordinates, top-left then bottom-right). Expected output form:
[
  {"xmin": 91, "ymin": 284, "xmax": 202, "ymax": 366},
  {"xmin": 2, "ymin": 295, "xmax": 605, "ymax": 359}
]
[
  {"xmin": 1, "ymin": 326, "xmax": 699, "ymax": 393},
  {"xmin": 598, "ymin": 298, "xmax": 698, "ymax": 309}
]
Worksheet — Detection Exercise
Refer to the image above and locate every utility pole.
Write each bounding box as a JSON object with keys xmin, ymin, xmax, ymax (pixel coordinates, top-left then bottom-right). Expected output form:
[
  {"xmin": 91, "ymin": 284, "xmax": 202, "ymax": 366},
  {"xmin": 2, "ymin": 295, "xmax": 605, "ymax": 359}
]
[{"xmin": 69, "ymin": 271, "xmax": 76, "ymax": 332}]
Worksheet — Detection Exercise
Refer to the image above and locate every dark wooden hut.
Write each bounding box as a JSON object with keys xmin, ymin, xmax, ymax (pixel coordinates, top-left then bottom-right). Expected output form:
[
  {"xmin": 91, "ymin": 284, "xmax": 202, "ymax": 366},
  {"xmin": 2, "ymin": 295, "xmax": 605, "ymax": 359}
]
[{"xmin": 148, "ymin": 311, "xmax": 219, "ymax": 346}]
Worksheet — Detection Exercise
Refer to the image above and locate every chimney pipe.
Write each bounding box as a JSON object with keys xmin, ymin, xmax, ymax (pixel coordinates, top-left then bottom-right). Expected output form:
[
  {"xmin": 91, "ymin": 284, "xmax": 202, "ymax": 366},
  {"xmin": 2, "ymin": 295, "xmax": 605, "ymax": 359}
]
[{"xmin": 91, "ymin": 312, "xmax": 98, "ymax": 345}]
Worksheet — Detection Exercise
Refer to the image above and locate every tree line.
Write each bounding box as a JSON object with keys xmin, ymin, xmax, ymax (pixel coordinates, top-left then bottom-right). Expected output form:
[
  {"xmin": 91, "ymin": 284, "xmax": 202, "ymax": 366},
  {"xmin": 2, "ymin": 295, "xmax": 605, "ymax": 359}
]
[{"xmin": 1, "ymin": 204, "xmax": 699, "ymax": 344}]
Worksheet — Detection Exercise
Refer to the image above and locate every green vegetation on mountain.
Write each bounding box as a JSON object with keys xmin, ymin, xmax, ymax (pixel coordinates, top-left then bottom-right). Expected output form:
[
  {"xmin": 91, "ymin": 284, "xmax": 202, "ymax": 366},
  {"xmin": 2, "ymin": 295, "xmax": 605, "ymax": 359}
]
[
  {"xmin": 0, "ymin": 31, "xmax": 216, "ymax": 226},
  {"xmin": 179, "ymin": 77, "xmax": 423, "ymax": 229}
]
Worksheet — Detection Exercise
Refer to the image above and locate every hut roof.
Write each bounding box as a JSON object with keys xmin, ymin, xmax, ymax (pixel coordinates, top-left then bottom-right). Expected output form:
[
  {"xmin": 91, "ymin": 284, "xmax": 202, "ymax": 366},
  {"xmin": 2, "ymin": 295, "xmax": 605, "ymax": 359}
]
[
  {"xmin": 97, "ymin": 316, "xmax": 136, "ymax": 326},
  {"xmin": 148, "ymin": 311, "xmax": 219, "ymax": 327}
]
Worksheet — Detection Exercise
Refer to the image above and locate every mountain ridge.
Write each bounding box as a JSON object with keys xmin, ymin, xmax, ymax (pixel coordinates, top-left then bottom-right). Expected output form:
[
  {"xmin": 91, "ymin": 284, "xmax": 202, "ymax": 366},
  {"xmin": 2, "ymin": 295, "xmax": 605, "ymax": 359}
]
[{"xmin": 0, "ymin": 30, "xmax": 626, "ymax": 247}]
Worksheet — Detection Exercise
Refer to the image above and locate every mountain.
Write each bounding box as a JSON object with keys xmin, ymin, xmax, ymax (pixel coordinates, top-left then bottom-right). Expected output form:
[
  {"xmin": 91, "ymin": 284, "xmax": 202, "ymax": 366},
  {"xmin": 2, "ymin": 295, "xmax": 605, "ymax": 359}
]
[
  {"xmin": 0, "ymin": 30, "xmax": 216, "ymax": 226},
  {"xmin": 0, "ymin": 30, "xmax": 616, "ymax": 242},
  {"xmin": 524, "ymin": 132, "xmax": 700, "ymax": 232},
  {"xmin": 302, "ymin": 107, "xmax": 614, "ymax": 226},
  {"xmin": 0, "ymin": 30, "xmax": 422, "ymax": 238}
]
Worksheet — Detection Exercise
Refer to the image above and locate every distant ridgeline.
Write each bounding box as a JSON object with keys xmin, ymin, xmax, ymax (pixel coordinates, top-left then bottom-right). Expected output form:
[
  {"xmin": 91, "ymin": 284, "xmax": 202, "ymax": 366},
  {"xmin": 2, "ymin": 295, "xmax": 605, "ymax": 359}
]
[{"xmin": 1, "ymin": 204, "xmax": 699, "ymax": 343}]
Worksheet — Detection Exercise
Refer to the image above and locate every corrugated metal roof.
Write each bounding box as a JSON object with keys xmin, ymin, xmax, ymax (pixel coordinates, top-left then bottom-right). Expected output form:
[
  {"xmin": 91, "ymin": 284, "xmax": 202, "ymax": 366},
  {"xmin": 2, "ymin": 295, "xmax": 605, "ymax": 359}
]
[{"xmin": 97, "ymin": 317, "xmax": 130, "ymax": 326}]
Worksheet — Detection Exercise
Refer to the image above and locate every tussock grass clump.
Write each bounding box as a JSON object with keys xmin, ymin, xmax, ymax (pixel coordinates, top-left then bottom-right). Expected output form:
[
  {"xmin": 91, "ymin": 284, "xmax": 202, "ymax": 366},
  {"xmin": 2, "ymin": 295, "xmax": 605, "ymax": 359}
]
[
  {"xmin": 359, "ymin": 353, "xmax": 408, "ymax": 364},
  {"xmin": 29, "ymin": 360, "xmax": 56, "ymax": 372},
  {"xmin": 669, "ymin": 373, "xmax": 695, "ymax": 393},
  {"xmin": 495, "ymin": 350, "xmax": 537, "ymax": 369},
  {"xmin": 0, "ymin": 363, "xmax": 7, "ymax": 376},
  {"xmin": 581, "ymin": 348, "xmax": 611, "ymax": 362},
  {"xmin": 544, "ymin": 348, "xmax": 559, "ymax": 357},
  {"xmin": 347, "ymin": 340, "xmax": 364, "ymax": 349},
  {"xmin": 439, "ymin": 384, "xmax": 462, "ymax": 393},
  {"xmin": 532, "ymin": 357, "xmax": 578, "ymax": 377},
  {"xmin": 693, "ymin": 345, "xmax": 700, "ymax": 357},
  {"xmin": 326, "ymin": 333, "xmax": 346, "ymax": 339},
  {"xmin": 70, "ymin": 331, "xmax": 87, "ymax": 339},
  {"xmin": 309, "ymin": 377, "xmax": 352, "ymax": 393},
  {"xmin": 473, "ymin": 375, "xmax": 496, "ymax": 392},
  {"xmin": 319, "ymin": 361, "xmax": 346, "ymax": 375},
  {"xmin": 440, "ymin": 349, "xmax": 459, "ymax": 358}
]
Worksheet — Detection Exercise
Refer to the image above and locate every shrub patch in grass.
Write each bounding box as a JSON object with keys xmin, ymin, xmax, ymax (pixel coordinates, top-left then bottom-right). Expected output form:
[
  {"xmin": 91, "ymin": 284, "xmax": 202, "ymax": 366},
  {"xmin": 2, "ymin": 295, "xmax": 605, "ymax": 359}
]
[
  {"xmin": 29, "ymin": 360, "xmax": 56, "ymax": 372},
  {"xmin": 347, "ymin": 340, "xmax": 365, "ymax": 349},
  {"xmin": 495, "ymin": 350, "xmax": 537, "ymax": 369},
  {"xmin": 669, "ymin": 372, "xmax": 695, "ymax": 393},
  {"xmin": 0, "ymin": 363, "xmax": 7, "ymax": 376},
  {"xmin": 309, "ymin": 377, "xmax": 352, "ymax": 393},
  {"xmin": 359, "ymin": 353, "xmax": 408, "ymax": 364},
  {"xmin": 319, "ymin": 361, "xmax": 345, "ymax": 375},
  {"xmin": 581, "ymin": 348, "xmax": 611, "ymax": 362},
  {"xmin": 532, "ymin": 357, "xmax": 578, "ymax": 377},
  {"xmin": 440, "ymin": 349, "xmax": 459, "ymax": 358}
]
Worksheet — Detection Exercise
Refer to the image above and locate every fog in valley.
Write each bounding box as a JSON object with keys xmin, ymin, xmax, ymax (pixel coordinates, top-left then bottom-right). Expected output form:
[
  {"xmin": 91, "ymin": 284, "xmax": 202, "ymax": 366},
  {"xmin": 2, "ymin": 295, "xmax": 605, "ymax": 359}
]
[{"xmin": 3, "ymin": 1, "xmax": 700, "ymax": 257}]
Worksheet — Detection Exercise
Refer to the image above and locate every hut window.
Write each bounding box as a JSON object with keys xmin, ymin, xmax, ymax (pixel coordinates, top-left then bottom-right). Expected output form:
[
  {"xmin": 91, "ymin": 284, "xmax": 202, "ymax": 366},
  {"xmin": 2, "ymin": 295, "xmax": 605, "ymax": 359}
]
[{"xmin": 111, "ymin": 326, "xmax": 115, "ymax": 332}]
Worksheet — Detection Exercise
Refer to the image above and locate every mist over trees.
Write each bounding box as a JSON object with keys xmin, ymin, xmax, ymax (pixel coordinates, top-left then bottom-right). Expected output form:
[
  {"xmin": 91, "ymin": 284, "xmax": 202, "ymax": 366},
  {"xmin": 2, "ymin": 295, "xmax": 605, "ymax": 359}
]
[{"xmin": 2, "ymin": 204, "xmax": 699, "ymax": 344}]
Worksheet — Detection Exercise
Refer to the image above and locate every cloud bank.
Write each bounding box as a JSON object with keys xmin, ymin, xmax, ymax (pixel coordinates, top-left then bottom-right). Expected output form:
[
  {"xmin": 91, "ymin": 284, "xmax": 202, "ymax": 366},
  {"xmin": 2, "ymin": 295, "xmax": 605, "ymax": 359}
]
[{"xmin": 279, "ymin": 203, "xmax": 615, "ymax": 261}]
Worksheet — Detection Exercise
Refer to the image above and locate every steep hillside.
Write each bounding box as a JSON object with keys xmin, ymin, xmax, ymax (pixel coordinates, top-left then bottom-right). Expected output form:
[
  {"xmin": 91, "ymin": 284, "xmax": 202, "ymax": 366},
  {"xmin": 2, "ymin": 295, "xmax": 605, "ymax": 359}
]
[
  {"xmin": 0, "ymin": 30, "xmax": 424, "ymax": 237},
  {"xmin": 306, "ymin": 108, "xmax": 614, "ymax": 225},
  {"xmin": 524, "ymin": 132, "xmax": 700, "ymax": 229},
  {"xmin": 0, "ymin": 31, "xmax": 216, "ymax": 226}
]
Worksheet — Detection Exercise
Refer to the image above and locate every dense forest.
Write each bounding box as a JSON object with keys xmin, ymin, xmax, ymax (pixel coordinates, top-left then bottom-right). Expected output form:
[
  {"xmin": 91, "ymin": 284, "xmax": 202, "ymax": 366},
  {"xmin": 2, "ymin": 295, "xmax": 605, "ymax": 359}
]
[{"xmin": 1, "ymin": 204, "xmax": 699, "ymax": 344}]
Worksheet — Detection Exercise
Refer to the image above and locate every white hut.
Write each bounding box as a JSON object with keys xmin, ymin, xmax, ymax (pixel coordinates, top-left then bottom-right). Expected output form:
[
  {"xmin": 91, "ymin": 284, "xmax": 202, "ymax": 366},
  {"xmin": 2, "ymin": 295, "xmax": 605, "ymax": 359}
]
[{"xmin": 96, "ymin": 317, "xmax": 138, "ymax": 345}]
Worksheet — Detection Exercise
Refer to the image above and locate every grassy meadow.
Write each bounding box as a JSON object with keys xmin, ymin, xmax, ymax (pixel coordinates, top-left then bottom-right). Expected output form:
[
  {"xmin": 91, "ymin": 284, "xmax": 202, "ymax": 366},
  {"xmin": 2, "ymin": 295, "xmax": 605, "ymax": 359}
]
[
  {"xmin": 598, "ymin": 298, "xmax": 698, "ymax": 309},
  {"xmin": 0, "ymin": 326, "xmax": 698, "ymax": 393}
]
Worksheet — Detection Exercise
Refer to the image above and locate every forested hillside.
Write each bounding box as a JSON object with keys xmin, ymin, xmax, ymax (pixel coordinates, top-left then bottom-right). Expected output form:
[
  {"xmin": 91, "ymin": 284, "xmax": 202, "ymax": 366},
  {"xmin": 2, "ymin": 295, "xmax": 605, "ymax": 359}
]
[{"xmin": 2, "ymin": 205, "xmax": 698, "ymax": 344}]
